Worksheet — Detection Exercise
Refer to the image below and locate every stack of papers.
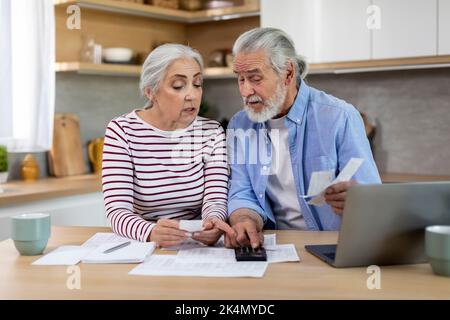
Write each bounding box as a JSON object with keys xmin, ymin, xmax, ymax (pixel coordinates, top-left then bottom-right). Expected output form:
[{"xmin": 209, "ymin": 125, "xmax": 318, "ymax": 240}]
[
  {"xmin": 32, "ymin": 232, "xmax": 156, "ymax": 266},
  {"xmin": 81, "ymin": 242, "xmax": 155, "ymax": 264},
  {"xmin": 163, "ymin": 233, "xmax": 277, "ymax": 251},
  {"xmin": 32, "ymin": 246, "xmax": 92, "ymax": 266},
  {"xmin": 175, "ymin": 244, "xmax": 299, "ymax": 264},
  {"xmin": 129, "ymin": 235, "xmax": 300, "ymax": 278},
  {"xmin": 129, "ymin": 255, "xmax": 268, "ymax": 278},
  {"xmin": 81, "ymin": 232, "xmax": 140, "ymax": 248},
  {"xmin": 32, "ymin": 231, "xmax": 299, "ymax": 279}
]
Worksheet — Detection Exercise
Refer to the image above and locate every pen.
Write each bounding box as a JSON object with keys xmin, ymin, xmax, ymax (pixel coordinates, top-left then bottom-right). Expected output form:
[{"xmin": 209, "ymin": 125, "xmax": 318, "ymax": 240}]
[{"xmin": 103, "ymin": 241, "xmax": 131, "ymax": 254}]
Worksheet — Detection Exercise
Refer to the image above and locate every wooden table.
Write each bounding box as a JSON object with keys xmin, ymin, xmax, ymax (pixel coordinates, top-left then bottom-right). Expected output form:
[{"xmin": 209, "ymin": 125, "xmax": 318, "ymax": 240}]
[{"xmin": 1, "ymin": 226, "xmax": 449, "ymax": 300}]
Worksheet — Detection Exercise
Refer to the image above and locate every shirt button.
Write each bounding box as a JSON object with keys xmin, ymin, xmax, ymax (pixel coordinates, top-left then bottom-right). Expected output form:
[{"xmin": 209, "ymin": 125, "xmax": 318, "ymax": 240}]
[
  {"xmin": 259, "ymin": 193, "xmax": 263, "ymax": 198},
  {"xmin": 263, "ymin": 166, "xmax": 267, "ymax": 170}
]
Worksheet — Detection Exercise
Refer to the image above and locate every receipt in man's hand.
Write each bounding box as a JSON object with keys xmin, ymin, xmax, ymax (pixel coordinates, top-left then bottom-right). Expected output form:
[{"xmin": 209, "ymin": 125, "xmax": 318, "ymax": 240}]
[{"xmin": 307, "ymin": 158, "xmax": 364, "ymax": 207}]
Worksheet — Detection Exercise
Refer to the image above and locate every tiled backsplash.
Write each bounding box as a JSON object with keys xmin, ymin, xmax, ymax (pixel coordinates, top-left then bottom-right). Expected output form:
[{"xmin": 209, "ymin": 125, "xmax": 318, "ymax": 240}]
[
  {"xmin": 7, "ymin": 67, "xmax": 450, "ymax": 181},
  {"xmin": 204, "ymin": 67, "xmax": 450, "ymax": 176}
]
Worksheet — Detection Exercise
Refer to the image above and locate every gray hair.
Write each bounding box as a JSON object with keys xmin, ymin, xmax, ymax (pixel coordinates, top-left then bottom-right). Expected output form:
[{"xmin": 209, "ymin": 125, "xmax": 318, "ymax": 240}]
[
  {"xmin": 139, "ymin": 43, "xmax": 204, "ymax": 108},
  {"xmin": 232, "ymin": 27, "xmax": 308, "ymax": 85}
]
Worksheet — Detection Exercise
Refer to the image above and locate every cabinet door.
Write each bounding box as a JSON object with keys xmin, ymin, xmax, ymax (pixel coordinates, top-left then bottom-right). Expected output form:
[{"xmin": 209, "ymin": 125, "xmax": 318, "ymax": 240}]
[
  {"xmin": 439, "ymin": 0, "xmax": 450, "ymax": 55},
  {"xmin": 316, "ymin": 0, "xmax": 371, "ymax": 62},
  {"xmin": 260, "ymin": 0, "xmax": 370, "ymax": 63},
  {"xmin": 372, "ymin": 0, "xmax": 437, "ymax": 59},
  {"xmin": 261, "ymin": 0, "xmax": 316, "ymax": 62}
]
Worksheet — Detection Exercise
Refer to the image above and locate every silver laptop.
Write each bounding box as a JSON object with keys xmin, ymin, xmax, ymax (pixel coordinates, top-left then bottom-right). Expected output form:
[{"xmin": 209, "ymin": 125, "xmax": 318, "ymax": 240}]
[{"xmin": 305, "ymin": 182, "xmax": 450, "ymax": 267}]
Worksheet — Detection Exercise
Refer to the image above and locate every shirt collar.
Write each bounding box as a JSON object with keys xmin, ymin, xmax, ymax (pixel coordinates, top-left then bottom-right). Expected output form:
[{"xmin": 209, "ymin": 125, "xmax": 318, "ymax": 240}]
[{"xmin": 286, "ymin": 79, "xmax": 310, "ymax": 125}]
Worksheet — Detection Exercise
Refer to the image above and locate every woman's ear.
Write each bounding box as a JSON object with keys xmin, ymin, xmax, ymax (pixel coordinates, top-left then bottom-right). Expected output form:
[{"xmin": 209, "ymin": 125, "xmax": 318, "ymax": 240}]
[{"xmin": 144, "ymin": 87, "xmax": 153, "ymax": 101}]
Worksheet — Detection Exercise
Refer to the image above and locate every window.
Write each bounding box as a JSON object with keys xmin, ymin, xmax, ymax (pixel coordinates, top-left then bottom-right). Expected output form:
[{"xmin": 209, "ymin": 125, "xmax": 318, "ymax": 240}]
[{"xmin": 0, "ymin": 0, "xmax": 55, "ymax": 152}]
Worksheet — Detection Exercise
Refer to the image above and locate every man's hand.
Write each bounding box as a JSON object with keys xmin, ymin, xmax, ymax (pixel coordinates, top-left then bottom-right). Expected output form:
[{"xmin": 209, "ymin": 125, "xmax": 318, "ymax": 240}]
[
  {"xmin": 324, "ymin": 180, "xmax": 357, "ymax": 215},
  {"xmin": 225, "ymin": 209, "xmax": 264, "ymax": 249},
  {"xmin": 148, "ymin": 219, "xmax": 190, "ymax": 248},
  {"xmin": 191, "ymin": 218, "xmax": 235, "ymax": 246}
]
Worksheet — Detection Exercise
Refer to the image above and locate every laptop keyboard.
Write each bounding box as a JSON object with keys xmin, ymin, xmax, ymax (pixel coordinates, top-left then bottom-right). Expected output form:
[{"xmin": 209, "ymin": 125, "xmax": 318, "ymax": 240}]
[{"xmin": 323, "ymin": 252, "xmax": 336, "ymax": 260}]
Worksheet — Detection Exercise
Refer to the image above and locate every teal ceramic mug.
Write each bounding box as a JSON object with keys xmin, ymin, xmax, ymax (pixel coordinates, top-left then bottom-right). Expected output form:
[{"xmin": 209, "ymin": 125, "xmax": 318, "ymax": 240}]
[
  {"xmin": 425, "ymin": 225, "xmax": 450, "ymax": 277},
  {"xmin": 11, "ymin": 213, "xmax": 51, "ymax": 256}
]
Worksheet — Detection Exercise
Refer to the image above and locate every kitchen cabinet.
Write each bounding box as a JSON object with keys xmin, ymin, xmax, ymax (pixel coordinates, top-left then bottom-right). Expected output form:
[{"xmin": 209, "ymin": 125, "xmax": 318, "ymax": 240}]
[
  {"xmin": 372, "ymin": 0, "xmax": 437, "ymax": 59},
  {"xmin": 262, "ymin": 0, "xmax": 370, "ymax": 63},
  {"xmin": 261, "ymin": 0, "xmax": 315, "ymax": 62},
  {"xmin": 261, "ymin": 0, "xmax": 450, "ymax": 73},
  {"xmin": 438, "ymin": 0, "xmax": 450, "ymax": 55},
  {"xmin": 0, "ymin": 192, "xmax": 107, "ymax": 241}
]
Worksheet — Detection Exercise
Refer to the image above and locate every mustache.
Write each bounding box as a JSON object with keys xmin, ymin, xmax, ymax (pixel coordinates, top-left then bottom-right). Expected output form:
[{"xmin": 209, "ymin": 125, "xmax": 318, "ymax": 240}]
[{"xmin": 244, "ymin": 94, "xmax": 263, "ymax": 105}]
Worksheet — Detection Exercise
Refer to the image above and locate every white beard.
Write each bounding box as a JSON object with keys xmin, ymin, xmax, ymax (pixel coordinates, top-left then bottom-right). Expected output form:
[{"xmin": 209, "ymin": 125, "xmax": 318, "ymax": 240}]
[{"xmin": 243, "ymin": 82, "xmax": 287, "ymax": 123}]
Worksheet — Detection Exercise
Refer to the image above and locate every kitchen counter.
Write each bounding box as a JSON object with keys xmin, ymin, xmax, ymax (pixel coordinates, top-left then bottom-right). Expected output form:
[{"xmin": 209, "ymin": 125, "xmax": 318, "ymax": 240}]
[
  {"xmin": 380, "ymin": 173, "xmax": 450, "ymax": 183},
  {"xmin": 0, "ymin": 174, "xmax": 102, "ymax": 206},
  {"xmin": 0, "ymin": 172, "xmax": 449, "ymax": 207},
  {"xmin": 1, "ymin": 226, "xmax": 449, "ymax": 299}
]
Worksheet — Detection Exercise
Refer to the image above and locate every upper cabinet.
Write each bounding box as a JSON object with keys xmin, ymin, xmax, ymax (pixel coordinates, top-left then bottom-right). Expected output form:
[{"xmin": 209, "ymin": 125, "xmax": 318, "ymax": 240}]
[
  {"xmin": 316, "ymin": 0, "xmax": 371, "ymax": 63},
  {"xmin": 261, "ymin": 0, "xmax": 370, "ymax": 63},
  {"xmin": 439, "ymin": 0, "xmax": 450, "ymax": 55},
  {"xmin": 372, "ymin": 0, "xmax": 437, "ymax": 59},
  {"xmin": 261, "ymin": 0, "xmax": 450, "ymax": 71},
  {"xmin": 261, "ymin": 0, "xmax": 315, "ymax": 62}
]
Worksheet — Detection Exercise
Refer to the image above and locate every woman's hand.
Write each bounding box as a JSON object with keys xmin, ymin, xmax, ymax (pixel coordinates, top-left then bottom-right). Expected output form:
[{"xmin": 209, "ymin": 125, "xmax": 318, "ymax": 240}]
[
  {"xmin": 148, "ymin": 219, "xmax": 190, "ymax": 248},
  {"xmin": 191, "ymin": 218, "xmax": 235, "ymax": 246}
]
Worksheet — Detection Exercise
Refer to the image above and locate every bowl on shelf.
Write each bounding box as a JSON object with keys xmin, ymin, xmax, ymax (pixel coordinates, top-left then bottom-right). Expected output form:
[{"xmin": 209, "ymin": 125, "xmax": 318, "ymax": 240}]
[
  {"xmin": 102, "ymin": 47, "xmax": 134, "ymax": 63},
  {"xmin": 179, "ymin": 0, "xmax": 203, "ymax": 11}
]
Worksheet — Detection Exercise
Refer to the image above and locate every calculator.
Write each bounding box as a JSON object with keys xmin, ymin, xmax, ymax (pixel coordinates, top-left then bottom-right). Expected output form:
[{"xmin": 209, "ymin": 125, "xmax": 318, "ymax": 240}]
[{"xmin": 234, "ymin": 246, "xmax": 267, "ymax": 262}]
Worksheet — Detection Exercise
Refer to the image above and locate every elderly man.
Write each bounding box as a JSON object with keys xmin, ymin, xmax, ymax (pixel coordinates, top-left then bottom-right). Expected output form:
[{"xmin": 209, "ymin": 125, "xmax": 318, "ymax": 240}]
[{"xmin": 225, "ymin": 27, "xmax": 381, "ymax": 248}]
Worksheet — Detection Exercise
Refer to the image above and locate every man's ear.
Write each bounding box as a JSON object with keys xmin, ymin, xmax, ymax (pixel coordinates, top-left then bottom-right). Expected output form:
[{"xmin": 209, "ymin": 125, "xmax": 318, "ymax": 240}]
[{"xmin": 285, "ymin": 61, "xmax": 295, "ymax": 85}]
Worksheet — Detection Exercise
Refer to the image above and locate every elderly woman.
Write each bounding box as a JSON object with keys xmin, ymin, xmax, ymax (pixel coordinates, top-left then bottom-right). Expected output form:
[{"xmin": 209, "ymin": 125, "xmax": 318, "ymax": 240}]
[{"xmin": 102, "ymin": 44, "xmax": 233, "ymax": 247}]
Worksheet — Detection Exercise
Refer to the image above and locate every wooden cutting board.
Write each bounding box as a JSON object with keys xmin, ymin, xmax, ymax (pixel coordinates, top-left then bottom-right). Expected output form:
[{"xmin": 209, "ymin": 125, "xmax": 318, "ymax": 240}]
[{"xmin": 48, "ymin": 113, "xmax": 85, "ymax": 177}]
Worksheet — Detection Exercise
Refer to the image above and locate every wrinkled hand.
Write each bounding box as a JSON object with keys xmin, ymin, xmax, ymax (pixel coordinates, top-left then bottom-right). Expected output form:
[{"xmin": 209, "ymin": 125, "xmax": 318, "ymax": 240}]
[
  {"xmin": 225, "ymin": 211, "xmax": 263, "ymax": 249},
  {"xmin": 148, "ymin": 219, "xmax": 189, "ymax": 248},
  {"xmin": 324, "ymin": 180, "xmax": 357, "ymax": 215},
  {"xmin": 191, "ymin": 218, "xmax": 235, "ymax": 246}
]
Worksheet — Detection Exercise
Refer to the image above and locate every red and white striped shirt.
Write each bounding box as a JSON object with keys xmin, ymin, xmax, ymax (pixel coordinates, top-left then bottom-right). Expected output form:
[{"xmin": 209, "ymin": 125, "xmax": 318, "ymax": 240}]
[{"xmin": 102, "ymin": 110, "xmax": 228, "ymax": 242}]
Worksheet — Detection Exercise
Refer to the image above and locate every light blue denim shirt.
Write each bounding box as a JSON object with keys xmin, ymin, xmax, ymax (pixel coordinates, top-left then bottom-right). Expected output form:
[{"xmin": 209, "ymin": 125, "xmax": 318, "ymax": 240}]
[{"xmin": 227, "ymin": 80, "xmax": 381, "ymax": 230}]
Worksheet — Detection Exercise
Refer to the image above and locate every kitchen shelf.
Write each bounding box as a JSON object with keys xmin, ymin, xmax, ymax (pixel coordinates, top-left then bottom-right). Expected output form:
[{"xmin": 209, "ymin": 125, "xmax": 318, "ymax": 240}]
[
  {"xmin": 54, "ymin": 0, "xmax": 260, "ymax": 23},
  {"xmin": 309, "ymin": 55, "xmax": 450, "ymax": 74},
  {"xmin": 56, "ymin": 54, "xmax": 450, "ymax": 79},
  {"xmin": 55, "ymin": 62, "xmax": 141, "ymax": 76},
  {"xmin": 55, "ymin": 62, "xmax": 237, "ymax": 79}
]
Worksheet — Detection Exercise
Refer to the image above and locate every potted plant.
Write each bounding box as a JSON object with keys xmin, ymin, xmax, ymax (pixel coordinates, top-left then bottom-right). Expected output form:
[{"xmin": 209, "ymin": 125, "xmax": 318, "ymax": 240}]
[{"xmin": 0, "ymin": 145, "xmax": 8, "ymax": 184}]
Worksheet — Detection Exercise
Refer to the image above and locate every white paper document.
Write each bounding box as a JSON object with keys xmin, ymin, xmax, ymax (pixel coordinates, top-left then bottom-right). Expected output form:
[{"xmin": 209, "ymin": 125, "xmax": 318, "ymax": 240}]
[
  {"xmin": 179, "ymin": 220, "xmax": 203, "ymax": 233},
  {"xmin": 81, "ymin": 242, "xmax": 155, "ymax": 264},
  {"xmin": 162, "ymin": 238, "xmax": 208, "ymax": 251},
  {"xmin": 307, "ymin": 157, "xmax": 364, "ymax": 206},
  {"xmin": 82, "ymin": 232, "xmax": 140, "ymax": 248},
  {"xmin": 177, "ymin": 247, "xmax": 236, "ymax": 262},
  {"xmin": 164, "ymin": 233, "xmax": 277, "ymax": 251},
  {"xmin": 265, "ymin": 244, "xmax": 300, "ymax": 263},
  {"xmin": 307, "ymin": 171, "xmax": 334, "ymax": 196},
  {"xmin": 32, "ymin": 246, "xmax": 93, "ymax": 266},
  {"xmin": 129, "ymin": 255, "xmax": 268, "ymax": 278},
  {"xmin": 177, "ymin": 243, "xmax": 299, "ymax": 264},
  {"xmin": 263, "ymin": 233, "xmax": 276, "ymax": 246}
]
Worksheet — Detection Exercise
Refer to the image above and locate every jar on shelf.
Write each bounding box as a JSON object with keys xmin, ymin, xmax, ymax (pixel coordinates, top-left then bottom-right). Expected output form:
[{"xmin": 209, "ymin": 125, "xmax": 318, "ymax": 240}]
[
  {"xmin": 21, "ymin": 154, "xmax": 40, "ymax": 182},
  {"xmin": 80, "ymin": 35, "xmax": 96, "ymax": 63}
]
